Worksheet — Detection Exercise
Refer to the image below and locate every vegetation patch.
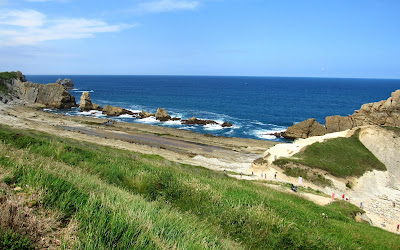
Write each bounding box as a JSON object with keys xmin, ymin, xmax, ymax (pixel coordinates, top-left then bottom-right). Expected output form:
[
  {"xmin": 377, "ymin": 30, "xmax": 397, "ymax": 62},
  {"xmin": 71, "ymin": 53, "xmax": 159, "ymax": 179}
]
[
  {"xmin": 0, "ymin": 227, "xmax": 34, "ymax": 250},
  {"xmin": 274, "ymin": 130, "xmax": 386, "ymax": 178},
  {"xmin": 282, "ymin": 164, "xmax": 333, "ymax": 187},
  {"xmin": 0, "ymin": 71, "xmax": 19, "ymax": 81}
]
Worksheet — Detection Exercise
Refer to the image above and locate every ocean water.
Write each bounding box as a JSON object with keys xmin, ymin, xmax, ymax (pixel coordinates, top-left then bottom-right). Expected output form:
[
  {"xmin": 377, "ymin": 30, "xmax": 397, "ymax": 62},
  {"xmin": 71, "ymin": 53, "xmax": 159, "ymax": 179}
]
[{"xmin": 27, "ymin": 75, "xmax": 400, "ymax": 142}]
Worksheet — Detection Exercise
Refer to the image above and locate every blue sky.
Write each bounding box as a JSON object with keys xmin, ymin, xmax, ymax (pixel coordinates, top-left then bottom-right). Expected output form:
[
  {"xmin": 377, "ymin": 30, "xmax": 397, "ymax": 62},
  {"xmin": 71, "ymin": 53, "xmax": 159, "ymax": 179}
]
[{"xmin": 0, "ymin": 0, "xmax": 399, "ymax": 78}]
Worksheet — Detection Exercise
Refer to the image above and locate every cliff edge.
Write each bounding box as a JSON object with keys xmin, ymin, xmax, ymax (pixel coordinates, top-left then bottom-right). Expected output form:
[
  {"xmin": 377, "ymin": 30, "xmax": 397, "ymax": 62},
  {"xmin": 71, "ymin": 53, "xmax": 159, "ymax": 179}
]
[{"xmin": 0, "ymin": 71, "xmax": 76, "ymax": 108}]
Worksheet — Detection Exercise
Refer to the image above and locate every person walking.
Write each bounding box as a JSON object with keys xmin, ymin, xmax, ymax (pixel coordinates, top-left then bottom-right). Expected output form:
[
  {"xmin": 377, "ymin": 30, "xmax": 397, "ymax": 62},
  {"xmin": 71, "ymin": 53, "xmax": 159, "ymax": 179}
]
[
  {"xmin": 274, "ymin": 172, "xmax": 277, "ymax": 179},
  {"xmin": 332, "ymin": 193, "xmax": 335, "ymax": 200}
]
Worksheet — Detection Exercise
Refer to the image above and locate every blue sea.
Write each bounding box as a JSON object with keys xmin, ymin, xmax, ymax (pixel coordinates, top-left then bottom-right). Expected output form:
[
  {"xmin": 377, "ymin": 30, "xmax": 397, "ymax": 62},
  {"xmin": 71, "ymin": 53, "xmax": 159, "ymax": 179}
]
[{"xmin": 26, "ymin": 75, "xmax": 400, "ymax": 142}]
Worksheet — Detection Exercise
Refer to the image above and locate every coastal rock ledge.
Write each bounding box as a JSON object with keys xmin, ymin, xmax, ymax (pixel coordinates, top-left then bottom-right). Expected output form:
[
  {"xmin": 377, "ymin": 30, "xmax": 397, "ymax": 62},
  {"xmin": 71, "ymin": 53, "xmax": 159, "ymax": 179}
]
[{"xmin": 281, "ymin": 89, "xmax": 400, "ymax": 139}]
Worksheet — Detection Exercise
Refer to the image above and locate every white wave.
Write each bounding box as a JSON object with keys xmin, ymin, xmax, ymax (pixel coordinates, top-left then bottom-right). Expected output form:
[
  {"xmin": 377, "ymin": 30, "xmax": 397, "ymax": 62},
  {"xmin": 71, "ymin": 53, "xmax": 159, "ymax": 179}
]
[
  {"xmin": 251, "ymin": 128, "xmax": 286, "ymax": 140},
  {"xmin": 163, "ymin": 120, "xmax": 182, "ymax": 126},
  {"xmin": 73, "ymin": 90, "xmax": 94, "ymax": 93},
  {"xmin": 42, "ymin": 108, "xmax": 52, "ymax": 112},
  {"xmin": 126, "ymin": 109, "xmax": 141, "ymax": 113},
  {"xmin": 136, "ymin": 116, "xmax": 158, "ymax": 124},
  {"xmin": 77, "ymin": 110, "xmax": 106, "ymax": 117},
  {"xmin": 118, "ymin": 114, "xmax": 134, "ymax": 118},
  {"xmin": 204, "ymin": 124, "xmax": 223, "ymax": 131},
  {"xmin": 72, "ymin": 88, "xmax": 79, "ymax": 91}
]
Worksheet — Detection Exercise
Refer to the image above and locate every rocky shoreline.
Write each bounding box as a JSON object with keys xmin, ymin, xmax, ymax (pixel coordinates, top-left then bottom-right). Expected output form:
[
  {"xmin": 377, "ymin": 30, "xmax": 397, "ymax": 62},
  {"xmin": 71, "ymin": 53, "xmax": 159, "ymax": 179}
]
[
  {"xmin": 79, "ymin": 91, "xmax": 234, "ymax": 127},
  {"xmin": 271, "ymin": 89, "xmax": 400, "ymax": 139}
]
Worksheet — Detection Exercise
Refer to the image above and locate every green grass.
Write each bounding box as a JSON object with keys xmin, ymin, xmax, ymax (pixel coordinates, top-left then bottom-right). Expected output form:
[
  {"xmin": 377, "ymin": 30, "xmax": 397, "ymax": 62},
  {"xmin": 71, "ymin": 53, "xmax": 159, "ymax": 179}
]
[
  {"xmin": 0, "ymin": 71, "xmax": 19, "ymax": 81},
  {"xmin": 274, "ymin": 130, "xmax": 386, "ymax": 178},
  {"xmin": 0, "ymin": 227, "xmax": 34, "ymax": 250},
  {"xmin": 0, "ymin": 124, "xmax": 399, "ymax": 249},
  {"xmin": 283, "ymin": 166, "xmax": 333, "ymax": 187}
]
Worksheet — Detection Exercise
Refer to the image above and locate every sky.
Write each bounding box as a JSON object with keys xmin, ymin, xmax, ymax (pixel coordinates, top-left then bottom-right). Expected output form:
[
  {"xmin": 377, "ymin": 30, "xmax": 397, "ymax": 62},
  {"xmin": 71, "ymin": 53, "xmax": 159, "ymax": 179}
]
[{"xmin": 0, "ymin": 0, "xmax": 399, "ymax": 78}]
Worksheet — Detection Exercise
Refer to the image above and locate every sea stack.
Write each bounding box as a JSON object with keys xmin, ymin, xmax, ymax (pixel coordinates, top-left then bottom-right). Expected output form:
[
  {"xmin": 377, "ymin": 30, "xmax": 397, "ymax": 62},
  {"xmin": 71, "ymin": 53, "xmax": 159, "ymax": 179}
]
[{"xmin": 155, "ymin": 108, "xmax": 171, "ymax": 121}]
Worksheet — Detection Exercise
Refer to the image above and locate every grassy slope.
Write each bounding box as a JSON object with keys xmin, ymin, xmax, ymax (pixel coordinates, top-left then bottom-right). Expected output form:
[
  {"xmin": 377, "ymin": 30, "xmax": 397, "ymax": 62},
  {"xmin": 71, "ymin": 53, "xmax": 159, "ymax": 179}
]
[
  {"xmin": 0, "ymin": 125, "xmax": 398, "ymax": 249},
  {"xmin": 274, "ymin": 130, "xmax": 386, "ymax": 178}
]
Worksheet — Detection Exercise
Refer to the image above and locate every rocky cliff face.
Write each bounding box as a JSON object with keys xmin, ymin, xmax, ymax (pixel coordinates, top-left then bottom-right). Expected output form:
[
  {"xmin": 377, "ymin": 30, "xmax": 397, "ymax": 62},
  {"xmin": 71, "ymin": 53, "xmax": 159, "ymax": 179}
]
[
  {"xmin": 284, "ymin": 90, "xmax": 400, "ymax": 139},
  {"xmin": 326, "ymin": 90, "xmax": 400, "ymax": 132},
  {"xmin": 1, "ymin": 75, "xmax": 76, "ymax": 108}
]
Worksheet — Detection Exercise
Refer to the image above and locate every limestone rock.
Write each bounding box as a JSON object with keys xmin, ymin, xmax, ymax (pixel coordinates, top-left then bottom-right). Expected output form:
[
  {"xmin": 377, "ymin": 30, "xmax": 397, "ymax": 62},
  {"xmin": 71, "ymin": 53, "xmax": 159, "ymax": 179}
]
[
  {"xmin": 325, "ymin": 115, "xmax": 354, "ymax": 133},
  {"xmin": 1, "ymin": 74, "xmax": 76, "ymax": 108},
  {"xmin": 92, "ymin": 103, "xmax": 101, "ymax": 110},
  {"xmin": 79, "ymin": 92, "xmax": 93, "ymax": 111},
  {"xmin": 155, "ymin": 108, "xmax": 171, "ymax": 121},
  {"xmin": 351, "ymin": 89, "xmax": 400, "ymax": 127},
  {"xmin": 139, "ymin": 110, "xmax": 154, "ymax": 119},
  {"xmin": 56, "ymin": 78, "xmax": 74, "ymax": 89},
  {"xmin": 102, "ymin": 105, "xmax": 125, "ymax": 116},
  {"xmin": 283, "ymin": 118, "xmax": 326, "ymax": 139}
]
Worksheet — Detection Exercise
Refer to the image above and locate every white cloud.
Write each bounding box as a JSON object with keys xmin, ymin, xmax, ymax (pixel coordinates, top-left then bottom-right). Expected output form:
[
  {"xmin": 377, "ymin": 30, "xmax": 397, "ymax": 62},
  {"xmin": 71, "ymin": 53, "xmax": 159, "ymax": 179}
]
[
  {"xmin": 0, "ymin": 9, "xmax": 45, "ymax": 27},
  {"xmin": 0, "ymin": 9, "xmax": 134, "ymax": 47},
  {"xmin": 134, "ymin": 0, "xmax": 199, "ymax": 13}
]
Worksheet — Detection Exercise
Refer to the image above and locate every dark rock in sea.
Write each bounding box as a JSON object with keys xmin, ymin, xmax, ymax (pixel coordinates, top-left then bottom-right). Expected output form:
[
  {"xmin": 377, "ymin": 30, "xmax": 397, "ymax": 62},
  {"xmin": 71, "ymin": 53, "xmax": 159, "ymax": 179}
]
[
  {"xmin": 221, "ymin": 121, "xmax": 233, "ymax": 127},
  {"xmin": 170, "ymin": 117, "xmax": 181, "ymax": 121},
  {"xmin": 268, "ymin": 132, "xmax": 284, "ymax": 138},
  {"xmin": 155, "ymin": 108, "xmax": 171, "ymax": 121},
  {"xmin": 181, "ymin": 117, "xmax": 218, "ymax": 126},
  {"xmin": 56, "ymin": 78, "xmax": 74, "ymax": 90}
]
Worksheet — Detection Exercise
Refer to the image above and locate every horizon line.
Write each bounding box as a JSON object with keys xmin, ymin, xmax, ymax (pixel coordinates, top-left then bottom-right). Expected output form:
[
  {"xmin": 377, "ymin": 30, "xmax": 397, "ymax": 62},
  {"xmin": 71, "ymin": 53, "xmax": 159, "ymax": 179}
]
[{"xmin": 24, "ymin": 74, "xmax": 400, "ymax": 81}]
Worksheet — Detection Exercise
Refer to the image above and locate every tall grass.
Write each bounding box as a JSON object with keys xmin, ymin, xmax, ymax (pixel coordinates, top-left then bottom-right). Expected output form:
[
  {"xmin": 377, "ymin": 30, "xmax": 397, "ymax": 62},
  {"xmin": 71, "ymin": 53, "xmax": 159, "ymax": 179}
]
[
  {"xmin": 0, "ymin": 125, "xmax": 398, "ymax": 249},
  {"xmin": 274, "ymin": 130, "xmax": 386, "ymax": 177}
]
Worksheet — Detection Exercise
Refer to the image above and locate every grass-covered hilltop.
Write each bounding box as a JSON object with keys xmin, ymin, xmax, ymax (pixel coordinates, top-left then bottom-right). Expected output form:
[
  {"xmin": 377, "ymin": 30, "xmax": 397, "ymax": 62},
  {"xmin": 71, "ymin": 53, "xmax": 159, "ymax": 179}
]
[{"xmin": 0, "ymin": 124, "xmax": 399, "ymax": 249}]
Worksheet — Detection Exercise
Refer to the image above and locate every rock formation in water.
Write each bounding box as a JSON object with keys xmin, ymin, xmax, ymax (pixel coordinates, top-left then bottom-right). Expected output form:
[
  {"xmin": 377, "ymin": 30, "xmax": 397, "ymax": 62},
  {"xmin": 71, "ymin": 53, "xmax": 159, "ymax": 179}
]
[
  {"xmin": 79, "ymin": 92, "xmax": 93, "ymax": 111},
  {"xmin": 79, "ymin": 92, "xmax": 101, "ymax": 111},
  {"xmin": 155, "ymin": 108, "xmax": 171, "ymax": 121},
  {"xmin": 283, "ymin": 89, "xmax": 400, "ymax": 139},
  {"xmin": 139, "ymin": 110, "xmax": 154, "ymax": 118},
  {"xmin": 56, "ymin": 78, "xmax": 74, "ymax": 90},
  {"xmin": 0, "ymin": 72, "xmax": 77, "ymax": 108},
  {"xmin": 182, "ymin": 117, "xmax": 217, "ymax": 125}
]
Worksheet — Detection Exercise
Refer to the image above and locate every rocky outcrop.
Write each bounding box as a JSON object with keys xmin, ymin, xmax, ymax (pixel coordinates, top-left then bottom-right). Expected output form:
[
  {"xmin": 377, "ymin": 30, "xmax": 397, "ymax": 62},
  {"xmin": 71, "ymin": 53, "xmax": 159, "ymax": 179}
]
[
  {"xmin": 326, "ymin": 90, "xmax": 400, "ymax": 133},
  {"xmin": 221, "ymin": 121, "xmax": 233, "ymax": 127},
  {"xmin": 13, "ymin": 79, "xmax": 76, "ymax": 108},
  {"xmin": 79, "ymin": 92, "xmax": 93, "ymax": 111},
  {"xmin": 102, "ymin": 105, "xmax": 126, "ymax": 116},
  {"xmin": 325, "ymin": 115, "xmax": 353, "ymax": 133},
  {"xmin": 139, "ymin": 110, "xmax": 154, "ymax": 119},
  {"xmin": 56, "ymin": 78, "xmax": 74, "ymax": 90},
  {"xmin": 181, "ymin": 117, "xmax": 217, "ymax": 125},
  {"xmin": 155, "ymin": 108, "xmax": 171, "ymax": 121},
  {"xmin": 284, "ymin": 90, "xmax": 400, "ymax": 139},
  {"xmin": 283, "ymin": 118, "xmax": 326, "ymax": 139}
]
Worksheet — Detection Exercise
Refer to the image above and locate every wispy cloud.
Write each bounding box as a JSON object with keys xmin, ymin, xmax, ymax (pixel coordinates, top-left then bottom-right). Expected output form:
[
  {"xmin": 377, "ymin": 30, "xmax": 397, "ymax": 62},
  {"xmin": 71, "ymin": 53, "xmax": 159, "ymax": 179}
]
[
  {"xmin": 0, "ymin": 9, "xmax": 134, "ymax": 47},
  {"xmin": 134, "ymin": 0, "xmax": 199, "ymax": 14}
]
